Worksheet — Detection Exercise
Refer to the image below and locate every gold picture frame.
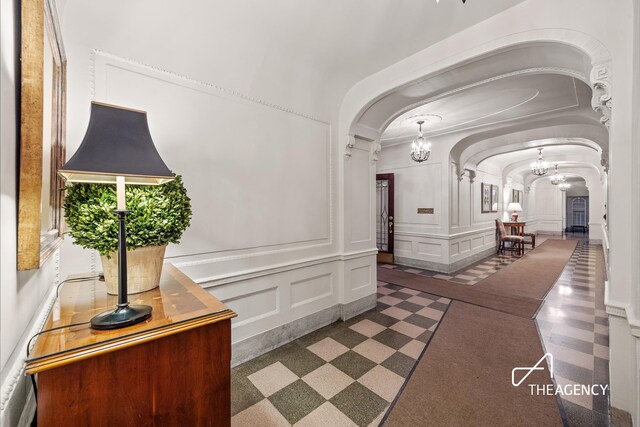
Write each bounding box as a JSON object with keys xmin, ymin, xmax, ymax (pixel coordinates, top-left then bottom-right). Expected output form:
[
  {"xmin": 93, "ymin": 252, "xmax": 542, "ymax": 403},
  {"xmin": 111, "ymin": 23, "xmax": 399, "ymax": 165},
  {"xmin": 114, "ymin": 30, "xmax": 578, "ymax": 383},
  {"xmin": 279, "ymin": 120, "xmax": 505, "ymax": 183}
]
[{"xmin": 17, "ymin": 0, "xmax": 66, "ymax": 270}]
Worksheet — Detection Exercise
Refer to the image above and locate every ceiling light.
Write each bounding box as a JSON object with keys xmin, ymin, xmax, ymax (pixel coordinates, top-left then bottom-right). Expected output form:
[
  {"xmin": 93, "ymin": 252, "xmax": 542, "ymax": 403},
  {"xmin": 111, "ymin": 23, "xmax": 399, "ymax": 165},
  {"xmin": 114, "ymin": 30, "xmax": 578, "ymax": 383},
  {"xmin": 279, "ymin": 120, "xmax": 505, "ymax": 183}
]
[
  {"xmin": 531, "ymin": 148, "xmax": 549, "ymax": 176},
  {"xmin": 410, "ymin": 120, "xmax": 432, "ymax": 163},
  {"xmin": 559, "ymin": 179, "xmax": 571, "ymax": 192},
  {"xmin": 550, "ymin": 164, "xmax": 563, "ymax": 185}
]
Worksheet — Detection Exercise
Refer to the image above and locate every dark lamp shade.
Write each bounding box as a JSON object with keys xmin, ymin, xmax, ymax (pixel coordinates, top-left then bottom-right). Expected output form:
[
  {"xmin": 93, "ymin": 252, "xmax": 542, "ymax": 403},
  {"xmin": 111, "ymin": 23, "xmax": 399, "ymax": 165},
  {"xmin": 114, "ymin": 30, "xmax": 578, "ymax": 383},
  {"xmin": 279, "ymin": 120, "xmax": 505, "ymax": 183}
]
[{"xmin": 59, "ymin": 102, "xmax": 175, "ymax": 185}]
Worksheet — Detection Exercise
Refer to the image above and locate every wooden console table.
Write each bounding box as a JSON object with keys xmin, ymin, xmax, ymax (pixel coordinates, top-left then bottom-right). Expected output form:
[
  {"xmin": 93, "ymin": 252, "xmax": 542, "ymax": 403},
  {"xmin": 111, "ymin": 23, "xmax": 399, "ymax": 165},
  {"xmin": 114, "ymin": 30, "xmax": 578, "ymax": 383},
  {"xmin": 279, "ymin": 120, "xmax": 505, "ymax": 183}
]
[
  {"xmin": 26, "ymin": 264, "xmax": 236, "ymax": 426},
  {"xmin": 503, "ymin": 221, "xmax": 526, "ymax": 236}
]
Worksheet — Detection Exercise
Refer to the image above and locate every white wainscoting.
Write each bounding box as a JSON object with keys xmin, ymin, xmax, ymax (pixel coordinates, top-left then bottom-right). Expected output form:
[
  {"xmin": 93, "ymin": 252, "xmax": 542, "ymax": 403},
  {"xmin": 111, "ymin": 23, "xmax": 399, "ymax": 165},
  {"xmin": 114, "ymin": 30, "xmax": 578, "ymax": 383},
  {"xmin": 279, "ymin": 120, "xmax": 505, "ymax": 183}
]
[
  {"xmin": 394, "ymin": 227, "xmax": 496, "ymax": 273},
  {"xmin": 198, "ymin": 251, "xmax": 376, "ymax": 364}
]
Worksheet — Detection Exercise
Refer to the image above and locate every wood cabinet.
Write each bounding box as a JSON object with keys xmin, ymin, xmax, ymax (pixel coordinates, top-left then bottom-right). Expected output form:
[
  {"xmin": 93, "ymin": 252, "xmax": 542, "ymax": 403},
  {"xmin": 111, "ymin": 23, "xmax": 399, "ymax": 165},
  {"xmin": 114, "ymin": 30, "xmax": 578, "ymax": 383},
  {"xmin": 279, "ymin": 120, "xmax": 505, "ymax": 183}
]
[{"xmin": 26, "ymin": 264, "xmax": 236, "ymax": 426}]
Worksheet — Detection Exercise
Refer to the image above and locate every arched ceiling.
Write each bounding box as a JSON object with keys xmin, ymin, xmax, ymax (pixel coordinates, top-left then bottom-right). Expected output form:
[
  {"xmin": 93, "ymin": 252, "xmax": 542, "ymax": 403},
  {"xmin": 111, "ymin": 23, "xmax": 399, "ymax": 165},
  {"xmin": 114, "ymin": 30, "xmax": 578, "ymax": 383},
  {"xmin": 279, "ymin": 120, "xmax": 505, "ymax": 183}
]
[
  {"xmin": 358, "ymin": 42, "xmax": 592, "ymax": 132},
  {"xmin": 355, "ymin": 41, "xmax": 609, "ymax": 179},
  {"xmin": 382, "ymin": 74, "xmax": 586, "ymax": 144},
  {"xmin": 490, "ymin": 145, "xmax": 603, "ymax": 184}
]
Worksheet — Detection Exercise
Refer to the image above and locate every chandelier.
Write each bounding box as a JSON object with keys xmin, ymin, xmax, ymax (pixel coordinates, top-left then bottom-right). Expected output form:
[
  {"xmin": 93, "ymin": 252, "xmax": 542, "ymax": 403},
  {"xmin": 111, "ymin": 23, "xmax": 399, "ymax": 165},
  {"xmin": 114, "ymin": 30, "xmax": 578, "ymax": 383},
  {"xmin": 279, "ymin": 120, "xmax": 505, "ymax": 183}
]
[
  {"xmin": 550, "ymin": 164, "xmax": 563, "ymax": 185},
  {"xmin": 531, "ymin": 148, "xmax": 549, "ymax": 176},
  {"xmin": 410, "ymin": 120, "xmax": 432, "ymax": 163},
  {"xmin": 559, "ymin": 179, "xmax": 571, "ymax": 192}
]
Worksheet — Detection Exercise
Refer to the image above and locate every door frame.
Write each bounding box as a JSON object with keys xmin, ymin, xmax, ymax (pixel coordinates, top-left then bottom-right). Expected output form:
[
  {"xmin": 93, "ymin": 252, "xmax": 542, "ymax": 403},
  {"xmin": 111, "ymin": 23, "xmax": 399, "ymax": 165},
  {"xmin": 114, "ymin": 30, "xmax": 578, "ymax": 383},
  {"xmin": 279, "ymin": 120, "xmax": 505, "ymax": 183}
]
[{"xmin": 376, "ymin": 173, "xmax": 394, "ymax": 263}]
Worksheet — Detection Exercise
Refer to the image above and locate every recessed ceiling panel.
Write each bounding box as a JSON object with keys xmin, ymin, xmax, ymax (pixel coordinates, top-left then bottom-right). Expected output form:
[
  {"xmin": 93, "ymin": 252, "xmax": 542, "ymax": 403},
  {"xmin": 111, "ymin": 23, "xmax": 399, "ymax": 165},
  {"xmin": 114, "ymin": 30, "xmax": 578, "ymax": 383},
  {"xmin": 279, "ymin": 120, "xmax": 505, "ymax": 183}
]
[{"xmin": 381, "ymin": 73, "xmax": 580, "ymax": 144}]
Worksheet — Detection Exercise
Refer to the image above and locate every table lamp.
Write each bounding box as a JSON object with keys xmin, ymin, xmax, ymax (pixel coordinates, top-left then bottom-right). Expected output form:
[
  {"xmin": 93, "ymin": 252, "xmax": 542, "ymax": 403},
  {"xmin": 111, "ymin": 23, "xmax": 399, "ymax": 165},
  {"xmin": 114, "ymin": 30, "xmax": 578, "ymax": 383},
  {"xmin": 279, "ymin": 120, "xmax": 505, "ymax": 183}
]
[
  {"xmin": 507, "ymin": 202, "xmax": 523, "ymax": 222},
  {"xmin": 59, "ymin": 102, "xmax": 175, "ymax": 330}
]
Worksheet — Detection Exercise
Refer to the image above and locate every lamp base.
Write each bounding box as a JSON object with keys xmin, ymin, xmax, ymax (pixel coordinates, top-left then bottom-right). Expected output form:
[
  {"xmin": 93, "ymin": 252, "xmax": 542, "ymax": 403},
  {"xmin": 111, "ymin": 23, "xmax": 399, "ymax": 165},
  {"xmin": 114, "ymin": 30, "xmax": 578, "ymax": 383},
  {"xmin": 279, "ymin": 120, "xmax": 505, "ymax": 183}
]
[
  {"xmin": 90, "ymin": 304, "xmax": 152, "ymax": 330},
  {"xmin": 511, "ymin": 212, "xmax": 519, "ymax": 222}
]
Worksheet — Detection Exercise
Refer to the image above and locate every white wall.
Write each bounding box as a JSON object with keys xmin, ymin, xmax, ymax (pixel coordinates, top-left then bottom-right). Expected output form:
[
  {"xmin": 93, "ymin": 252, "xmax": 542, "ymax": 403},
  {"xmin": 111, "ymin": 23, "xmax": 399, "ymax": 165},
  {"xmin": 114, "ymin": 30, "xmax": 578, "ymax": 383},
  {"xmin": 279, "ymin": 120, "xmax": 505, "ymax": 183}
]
[
  {"xmin": 56, "ymin": 0, "xmax": 378, "ymax": 368},
  {"xmin": 0, "ymin": 0, "xmax": 60, "ymax": 424},
  {"xmin": 376, "ymin": 136, "xmax": 499, "ymax": 272},
  {"xmin": 526, "ymin": 169, "xmax": 605, "ymax": 242},
  {"xmin": 529, "ymin": 180, "xmax": 564, "ymax": 234}
]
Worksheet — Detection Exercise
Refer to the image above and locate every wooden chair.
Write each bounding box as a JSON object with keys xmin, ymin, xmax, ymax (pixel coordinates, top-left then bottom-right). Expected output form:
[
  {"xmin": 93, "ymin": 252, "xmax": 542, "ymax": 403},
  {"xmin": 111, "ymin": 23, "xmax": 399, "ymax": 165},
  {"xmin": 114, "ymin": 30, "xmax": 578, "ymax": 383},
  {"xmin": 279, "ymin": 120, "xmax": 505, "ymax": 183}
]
[{"xmin": 496, "ymin": 219, "xmax": 524, "ymax": 255}]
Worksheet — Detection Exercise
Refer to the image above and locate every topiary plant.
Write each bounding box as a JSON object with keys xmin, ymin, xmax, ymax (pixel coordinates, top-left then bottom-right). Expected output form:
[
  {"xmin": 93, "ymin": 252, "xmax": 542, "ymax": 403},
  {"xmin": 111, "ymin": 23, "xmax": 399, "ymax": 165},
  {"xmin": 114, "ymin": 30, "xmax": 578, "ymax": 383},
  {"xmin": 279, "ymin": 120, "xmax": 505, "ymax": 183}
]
[{"xmin": 64, "ymin": 175, "xmax": 192, "ymax": 256}]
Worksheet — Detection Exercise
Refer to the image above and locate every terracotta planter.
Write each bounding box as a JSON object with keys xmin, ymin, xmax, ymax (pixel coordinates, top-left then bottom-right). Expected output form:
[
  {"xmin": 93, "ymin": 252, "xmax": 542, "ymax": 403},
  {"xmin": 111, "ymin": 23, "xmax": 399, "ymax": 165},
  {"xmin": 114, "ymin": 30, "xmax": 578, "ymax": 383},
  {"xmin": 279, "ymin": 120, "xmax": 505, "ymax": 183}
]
[{"xmin": 100, "ymin": 245, "xmax": 167, "ymax": 295}]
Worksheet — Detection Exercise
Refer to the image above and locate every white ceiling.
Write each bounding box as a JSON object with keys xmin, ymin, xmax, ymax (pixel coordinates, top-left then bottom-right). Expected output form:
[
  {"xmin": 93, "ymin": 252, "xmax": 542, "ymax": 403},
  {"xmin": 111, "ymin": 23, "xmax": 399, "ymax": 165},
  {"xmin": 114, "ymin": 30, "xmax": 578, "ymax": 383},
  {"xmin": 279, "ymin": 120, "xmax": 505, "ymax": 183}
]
[
  {"xmin": 381, "ymin": 74, "xmax": 585, "ymax": 144},
  {"xmin": 483, "ymin": 145, "xmax": 598, "ymax": 170},
  {"xmin": 61, "ymin": 0, "xmax": 525, "ymax": 98}
]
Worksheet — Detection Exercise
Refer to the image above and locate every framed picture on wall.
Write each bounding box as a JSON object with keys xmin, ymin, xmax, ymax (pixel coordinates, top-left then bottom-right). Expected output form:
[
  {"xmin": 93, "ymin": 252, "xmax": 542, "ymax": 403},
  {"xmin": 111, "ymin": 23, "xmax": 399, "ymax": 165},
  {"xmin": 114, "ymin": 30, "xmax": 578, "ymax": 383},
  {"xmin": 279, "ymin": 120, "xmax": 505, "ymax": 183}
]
[
  {"xmin": 481, "ymin": 183, "xmax": 491, "ymax": 213},
  {"xmin": 519, "ymin": 190, "xmax": 524, "ymax": 205},
  {"xmin": 512, "ymin": 189, "xmax": 520, "ymax": 204},
  {"xmin": 491, "ymin": 184, "xmax": 499, "ymax": 212},
  {"xmin": 17, "ymin": 0, "xmax": 67, "ymax": 270}
]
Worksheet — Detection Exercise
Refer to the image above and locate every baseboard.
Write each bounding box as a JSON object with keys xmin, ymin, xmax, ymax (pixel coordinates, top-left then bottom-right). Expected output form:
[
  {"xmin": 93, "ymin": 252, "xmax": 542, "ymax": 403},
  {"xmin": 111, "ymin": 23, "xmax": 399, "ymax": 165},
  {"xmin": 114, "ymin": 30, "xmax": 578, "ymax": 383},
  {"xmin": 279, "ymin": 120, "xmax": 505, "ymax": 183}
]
[
  {"xmin": 231, "ymin": 293, "xmax": 377, "ymax": 366},
  {"xmin": 396, "ymin": 246, "xmax": 496, "ymax": 274},
  {"xmin": 341, "ymin": 293, "xmax": 377, "ymax": 321}
]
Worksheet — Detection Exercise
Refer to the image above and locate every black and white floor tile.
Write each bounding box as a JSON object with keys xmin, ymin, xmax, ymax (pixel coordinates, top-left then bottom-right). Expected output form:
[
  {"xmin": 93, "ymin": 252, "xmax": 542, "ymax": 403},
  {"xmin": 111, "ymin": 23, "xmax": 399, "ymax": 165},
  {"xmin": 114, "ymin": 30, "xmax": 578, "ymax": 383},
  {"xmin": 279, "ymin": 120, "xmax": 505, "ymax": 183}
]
[
  {"xmin": 231, "ymin": 284, "xmax": 451, "ymax": 426},
  {"xmin": 536, "ymin": 240, "xmax": 612, "ymax": 426},
  {"xmin": 231, "ymin": 235, "xmax": 613, "ymax": 426}
]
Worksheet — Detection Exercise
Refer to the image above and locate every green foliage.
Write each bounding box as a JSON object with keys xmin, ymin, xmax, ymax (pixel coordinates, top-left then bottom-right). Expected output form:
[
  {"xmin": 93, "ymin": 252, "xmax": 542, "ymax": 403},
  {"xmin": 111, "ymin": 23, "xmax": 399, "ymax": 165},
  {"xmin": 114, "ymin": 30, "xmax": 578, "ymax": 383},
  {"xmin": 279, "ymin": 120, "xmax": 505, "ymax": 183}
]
[{"xmin": 64, "ymin": 176, "xmax": 192, "ymax": 256}]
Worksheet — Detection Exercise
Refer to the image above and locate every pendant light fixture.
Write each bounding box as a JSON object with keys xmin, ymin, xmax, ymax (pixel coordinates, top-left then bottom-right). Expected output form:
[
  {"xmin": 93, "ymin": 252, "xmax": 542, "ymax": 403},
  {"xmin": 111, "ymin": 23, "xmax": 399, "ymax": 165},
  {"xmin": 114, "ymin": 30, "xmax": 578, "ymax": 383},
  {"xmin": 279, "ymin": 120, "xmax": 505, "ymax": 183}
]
[
  {"xmin": 410, "ymin": 120, "xmax": 432, "ymax": 163},
  {"xmin": 531, "ymin": 148, "xmax": 549, "ymax": 176},
  {"xmin": 550, "ymin": 164, "xmax": 563, "ymax": 185},
  {"xmin": 559, "ymin": 178, "xmax": 571, "ymax": 192}
]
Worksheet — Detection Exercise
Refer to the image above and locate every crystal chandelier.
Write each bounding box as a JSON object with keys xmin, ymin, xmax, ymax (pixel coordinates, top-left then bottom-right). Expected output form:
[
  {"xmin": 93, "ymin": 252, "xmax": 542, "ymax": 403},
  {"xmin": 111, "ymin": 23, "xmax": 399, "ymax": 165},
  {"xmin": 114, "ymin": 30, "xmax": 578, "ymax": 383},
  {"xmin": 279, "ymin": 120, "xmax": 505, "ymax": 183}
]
[
  {"xmin": 550, "ymin": 164, "xmax": 563, "ymax": 185},
  {"xmin": 559, "ymin": 179, "xmax": 571, "ymax": 192},
  {"xmin": 410, "ymin": 120, "xmax": 432, "ymax": 163},
  {"xmin": 531, "ymin": 148, "xmax": 549, "ymax": 176}
]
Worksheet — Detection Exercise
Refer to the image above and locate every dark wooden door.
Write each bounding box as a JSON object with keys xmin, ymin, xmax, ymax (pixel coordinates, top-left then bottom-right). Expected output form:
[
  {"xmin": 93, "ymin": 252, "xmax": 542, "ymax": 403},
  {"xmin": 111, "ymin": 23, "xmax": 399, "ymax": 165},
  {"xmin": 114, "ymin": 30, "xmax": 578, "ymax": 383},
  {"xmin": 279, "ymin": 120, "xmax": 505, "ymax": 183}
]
[{"xmin": 376, "ymin": 173, "xmax": 394, "ymax": 264}]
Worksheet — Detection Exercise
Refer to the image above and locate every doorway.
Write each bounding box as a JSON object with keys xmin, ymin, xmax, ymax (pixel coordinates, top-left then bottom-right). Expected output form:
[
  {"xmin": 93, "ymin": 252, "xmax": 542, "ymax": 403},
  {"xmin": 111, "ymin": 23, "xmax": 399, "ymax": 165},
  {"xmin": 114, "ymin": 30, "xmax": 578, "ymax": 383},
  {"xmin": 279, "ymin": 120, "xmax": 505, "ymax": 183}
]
[
  {"xmin": 566, "ymin": 196, "xmax": 589, "ymax": 233},
  {"xmin": 376, "ymin": 173, "xmax": 394, "ymax": 264}
]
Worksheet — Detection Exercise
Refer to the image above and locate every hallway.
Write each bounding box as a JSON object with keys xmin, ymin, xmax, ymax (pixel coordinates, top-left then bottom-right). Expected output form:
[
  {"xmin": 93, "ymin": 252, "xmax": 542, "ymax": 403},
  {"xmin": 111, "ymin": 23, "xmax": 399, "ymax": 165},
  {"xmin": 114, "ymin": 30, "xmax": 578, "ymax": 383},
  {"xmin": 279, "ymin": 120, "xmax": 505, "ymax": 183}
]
[{"xmin": 231, "ymin": 236, "xmax": 615, "ymax": 426}]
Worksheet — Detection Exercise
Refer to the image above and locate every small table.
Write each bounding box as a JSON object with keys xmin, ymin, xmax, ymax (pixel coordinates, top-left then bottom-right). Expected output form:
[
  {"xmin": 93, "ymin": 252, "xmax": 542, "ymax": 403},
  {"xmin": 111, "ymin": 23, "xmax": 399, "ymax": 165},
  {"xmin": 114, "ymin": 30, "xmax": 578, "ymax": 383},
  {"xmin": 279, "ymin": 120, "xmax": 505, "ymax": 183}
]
[
  {"xmin": 503, "ymin": 221, "xmax": 526, "ymax": 237},
  {"xmin": 26, "ymin": 264, "xmax": 236, "ymax": 426}
]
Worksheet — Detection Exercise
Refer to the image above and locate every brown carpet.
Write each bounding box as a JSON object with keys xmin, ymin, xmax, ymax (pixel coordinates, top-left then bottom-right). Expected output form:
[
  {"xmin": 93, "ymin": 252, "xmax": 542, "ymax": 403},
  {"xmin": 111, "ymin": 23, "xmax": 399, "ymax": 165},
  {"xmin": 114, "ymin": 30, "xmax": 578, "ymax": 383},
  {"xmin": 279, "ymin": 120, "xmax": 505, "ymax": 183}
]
[
  {"xmin": 476, "ymin": 239, "xmax": 578, "ymax": 300},
  {"xmin": 378, "ymin": 239, "xmax": 578, "ymax": 318},
  {"xmin": 377, "ymin": 268, "xmax": 541, "ymax": 318},
  {"xmin": 384, "ymin": 301, "xmax": 563, "ymax": 427}
]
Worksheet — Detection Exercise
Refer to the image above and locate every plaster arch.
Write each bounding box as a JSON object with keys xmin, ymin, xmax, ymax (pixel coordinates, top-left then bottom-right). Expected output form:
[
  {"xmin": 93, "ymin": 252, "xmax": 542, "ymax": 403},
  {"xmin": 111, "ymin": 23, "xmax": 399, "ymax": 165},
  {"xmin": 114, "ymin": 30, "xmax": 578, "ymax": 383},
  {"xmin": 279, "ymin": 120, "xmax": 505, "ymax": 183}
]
[
  {"xmin": 453, "ymin": 122, "xmax": 607, "ymax": 175},
  {"xmin": 502, "ymin": 157, "xmax": 603, "ymax": 186},
  {"xmin": 340, "ymin": 27, "xmax": 610, "ymax": 144}
]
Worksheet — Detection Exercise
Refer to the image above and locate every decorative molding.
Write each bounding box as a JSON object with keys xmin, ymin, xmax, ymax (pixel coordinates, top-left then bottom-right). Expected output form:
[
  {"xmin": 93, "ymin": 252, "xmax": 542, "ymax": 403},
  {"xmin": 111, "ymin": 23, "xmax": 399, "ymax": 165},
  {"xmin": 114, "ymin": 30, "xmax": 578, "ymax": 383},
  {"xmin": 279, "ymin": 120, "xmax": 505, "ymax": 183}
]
[
  {"xmin": 1, "ymin": 250, "xmax": 61, "ymax": 413},
  {"xmin": 454, "ymin": 164, "xmax": 476, "ymax": 182},
  {"xmin": 92, "ymin": 49, "xmax": 335, "ymax": 257},
  {"xmin": 90, "ymin": 50, "xmax": 329, "ymax": 125},
  {"xmin": 345, "ymin": 135, "xmax": 355, "ymax": 158},
  {"xmin": 379, "ymin": 66, "xmax": 586, "ymax": 134},
  {"xmin": 395, "ymin": 226, "xmax": 495, "ymax": 241},
  {"xmin": 467, "ymin": 169, "xmax": 477, "ymax": 184},
  {"xmin": 191, "ymin": 248, "xmax": 377, "ymax": 287},
  {"xmin": 590, "ymin": 62, "xmax": 612, "ymax": 131},
  {"xmin": 605, "ymin": 302, "xmax": 627, "ymax": 319},
  {"xmin": 371, "ymin": 141, "xmax": 381, "ymax": 162},
  {"xmin": 600, "ymin": 150, "xmax": 609, "ymax": 173}
]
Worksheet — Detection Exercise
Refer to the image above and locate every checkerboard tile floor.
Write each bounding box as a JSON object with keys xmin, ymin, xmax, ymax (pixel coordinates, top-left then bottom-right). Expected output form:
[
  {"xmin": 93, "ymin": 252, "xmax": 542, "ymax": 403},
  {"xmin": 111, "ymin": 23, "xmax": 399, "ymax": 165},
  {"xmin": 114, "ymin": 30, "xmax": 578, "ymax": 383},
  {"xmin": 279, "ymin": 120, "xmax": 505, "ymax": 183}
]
[
  {"xmin": 231, "ymin": 284, "xmax": 451, "ymax": 426},
  {"xmin": 535, "ymin": 240, "xmax": 613, "ymax": 425},
  {"xmin": 380, "ymin": 236, "xmax": 556, "ymax": 285},
  {"xmin": 380, "ymin": 251, "xmax": 523, "ymax": 285}
]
